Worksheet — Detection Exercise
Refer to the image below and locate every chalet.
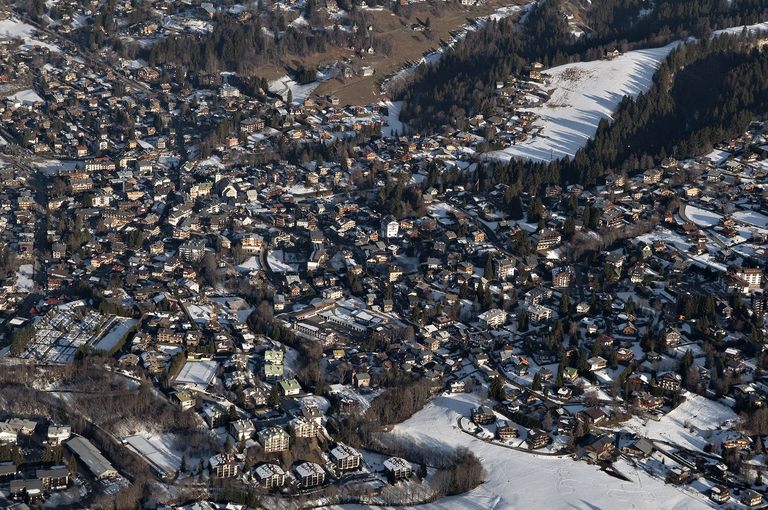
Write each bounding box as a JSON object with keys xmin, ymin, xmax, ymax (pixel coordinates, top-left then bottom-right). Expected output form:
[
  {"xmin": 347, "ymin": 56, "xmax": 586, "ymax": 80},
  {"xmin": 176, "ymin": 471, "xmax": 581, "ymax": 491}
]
[
  {"xmin": 583, "ymin": 435, "xmax": 615, "ymax": 462},
  {"xmin": 721, "ymin": 433, "xmax": 751, "ymax": 451},
  {"xmin": 536, "ymin": 229, "xmax": 561, "ymax": 251},
  {"xmin": 666, "ymin": 467, "xmax": 692, "ymax": 485},
  {"xmin": 741, "ymin": 489, "xmax": 763, "ymax": 507},
  {"xmin": 656, "ymin": 372, "xmax": 682, "ymax": 392},
  {"xmin": 471, "ymin": 405, "xmax": 495, "ymax": 425},
  {"xmin": 622, "ymin": 438, "xmax": 654, "ymax": 458},
  {"xmin": 710, "ymin": 485, "xmax": 729, "ymax": 504},
  {"xmin": 579, "ymin": 407, "xmax": 608, "ymax": 426},
  {"xmin": 587, "ymin": 356, "xmax": 607, "ymax": 372},
  {"xmin": 527, "ymin": 428, "xmax": 549, "ymax": 449},
  {"xmin": 496, "ymin": 420, "xmax": 518, "ymax": 440}
]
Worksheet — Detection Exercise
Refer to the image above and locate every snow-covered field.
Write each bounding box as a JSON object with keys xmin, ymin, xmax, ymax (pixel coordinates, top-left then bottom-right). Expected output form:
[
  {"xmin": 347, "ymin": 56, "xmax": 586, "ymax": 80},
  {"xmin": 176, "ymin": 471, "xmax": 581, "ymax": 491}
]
[
  {"xmin": 236, "ymin": 256, "xmax": 261, "ymax": 273},
  {"xmin": 123, "ymin": 433, "xmax": 182, "ymax": 477},
  {"xmin": 623, "ymin": 393, "xmax": 738, "ymax": 453},
  {"xmin": 381, "ymin": 100, "xmax": 405, "ymax": 137},
  {"xmin": 0, "ymin": 18, "xmax": 60, "ymax": 52},
  {"xmin": 488, "ymin": 41, "xmax": 680, "ymax": 162},
  {"xmin": 269, "ymin": 75, "xmax": 321, "ymax": 105},
  {"xmin": 340, "ymin": 392, "xmax": 711, "ymax": 510},
  {"xmin": 92, "ymin": 318, "xmax": 138, "ymax": 352},
  {"xmin": 266, "ymin": 249, "xmax": 297, "ymax": 273},
  {"xmin": 733, "ymin": 209, "xmax": 768, "ymax": 229},
  {"xmin": 6, "ymin": 88, "xmax": 44, "ymax": 104},
  {"xmin": 14, "ymin": 264, "xmax": 34, "ymax": 293},
  {"xmin": 714, "ymin": 21, "xmax": 768, "ymax": 37},
  {"xmin": 683, "ymin": 205, "xmax": 722, "ymax": 228}
]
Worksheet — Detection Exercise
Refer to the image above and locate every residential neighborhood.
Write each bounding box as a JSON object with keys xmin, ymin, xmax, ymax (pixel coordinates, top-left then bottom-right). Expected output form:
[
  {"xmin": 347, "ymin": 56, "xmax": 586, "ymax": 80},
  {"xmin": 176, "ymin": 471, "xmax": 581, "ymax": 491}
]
[{"xmin": 0, "ymin": 1, "xmax": 767, "ymax": 509}]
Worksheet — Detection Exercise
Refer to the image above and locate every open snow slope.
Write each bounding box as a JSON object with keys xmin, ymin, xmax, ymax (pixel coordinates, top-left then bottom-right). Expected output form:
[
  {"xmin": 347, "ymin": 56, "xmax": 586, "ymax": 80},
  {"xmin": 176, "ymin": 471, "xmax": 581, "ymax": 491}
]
[
  {"xmin": 339, "ymin": 392, "xmax": 711, "ymax": 510},
  {"xmin": 0, "ymin": 18, "xmax": 60, "ymax": 52},
  {"xmin": 487, "ymin": 41, "xmax": 680, "ymax": 163},
  {"xmin": 623, "ymin": 393, "xmax": 738, "ymax": 453}
]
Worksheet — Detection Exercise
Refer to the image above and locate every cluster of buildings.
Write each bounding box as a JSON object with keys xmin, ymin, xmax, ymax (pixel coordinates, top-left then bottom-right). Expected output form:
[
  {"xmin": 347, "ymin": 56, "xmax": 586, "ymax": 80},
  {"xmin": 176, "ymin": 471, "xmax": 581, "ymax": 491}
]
[
  {"xmin": 0, "ymin": 416, "xmax": 125, "ymax": 506},
  {"xmin": 0, "ymin": 5, "xmax": 767, "ymax": 508}
]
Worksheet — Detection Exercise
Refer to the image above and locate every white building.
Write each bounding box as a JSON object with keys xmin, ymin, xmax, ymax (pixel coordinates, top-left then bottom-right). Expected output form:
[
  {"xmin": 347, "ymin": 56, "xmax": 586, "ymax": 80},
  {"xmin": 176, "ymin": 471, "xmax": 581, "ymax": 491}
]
[
  {"xmin": 383, "ymin": 456, "xmax": 412, "ymax": 480},
  {"xmin": 478, "ymin": 309, "xmax": 507, "ymax": 329},
  {"xmin": 329, "ymin": 443, "xmax": 361, "ymax": 471},
  {"xmin": 254, "ymin": 463, "xmax": 286, "ymax": 488},
  {"xmin": 382, "ymin": 216, "xmax": 399, "ymax": 239},
  {"xmin": 294, "ymin": 461, "xmax": 325, "ymax": 487},
  {"xmin": 527, "ymin": 303, "xmax": 553, "ymax": 322}
]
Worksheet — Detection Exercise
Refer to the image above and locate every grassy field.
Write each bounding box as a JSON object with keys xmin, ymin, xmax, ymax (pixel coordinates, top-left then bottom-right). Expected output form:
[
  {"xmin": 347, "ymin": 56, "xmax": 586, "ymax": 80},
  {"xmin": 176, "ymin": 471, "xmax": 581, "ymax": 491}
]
[{"xmin": 255, "ymin": 0, "xmax": 528, "ymax": 105}]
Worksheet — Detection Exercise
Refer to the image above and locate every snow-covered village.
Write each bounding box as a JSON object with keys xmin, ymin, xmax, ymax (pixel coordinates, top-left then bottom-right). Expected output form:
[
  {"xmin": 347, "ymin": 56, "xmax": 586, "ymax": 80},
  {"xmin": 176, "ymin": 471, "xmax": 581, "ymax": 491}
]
[{"xmin": 0, "ymin": 0, "xmax": 768, "ymax": 509}]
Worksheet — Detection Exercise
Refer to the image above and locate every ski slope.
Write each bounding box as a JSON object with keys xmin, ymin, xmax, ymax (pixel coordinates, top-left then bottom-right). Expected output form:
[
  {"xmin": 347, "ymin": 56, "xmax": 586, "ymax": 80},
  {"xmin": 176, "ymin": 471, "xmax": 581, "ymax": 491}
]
[{"xmin": 488, "ymin": 41, "xmax": 680, "ymax": 163}]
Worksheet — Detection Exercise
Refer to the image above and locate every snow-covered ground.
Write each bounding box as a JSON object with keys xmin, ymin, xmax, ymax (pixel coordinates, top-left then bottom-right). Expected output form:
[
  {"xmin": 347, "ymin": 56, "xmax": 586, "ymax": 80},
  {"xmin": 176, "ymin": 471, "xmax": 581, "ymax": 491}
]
[
  {"xmin": 623, "ymin": 393, "xmax": 738, "ymax": 453},
  {"xmin": 236, "ymin": 256, "xmax": 261, "ymax": 273},
  {"xmin": 92, "ymin": 318, "xmax": 138, "ymax": 352},
  {"xmin": 487, "ymin": 41, "xmax": 680, "ymax": 162},
  {"xmin": 733, "ymin": 209, "xmax": 768, "ymax": 229},
  {"xmin": 714, "ymin": 21, "xmax": 768, "ymax": 37},
  {"xmin": 268, "ymin": 75, "xmax": 321, "ymax": 105},
  {"xmin": 14, "ymin": 264, "xmax": 34, "ymax": 293},
  {"xmin": 266, "ymin": 249, "xmax": 297, "ymax": 273},
  {"xmin": 683, "ymin": 205, "xmax": 722, "ymax": 228},
  {"xmin": 123, "ymin": 433, "xmax": 183, "ymax": 476},
  {"xmin": 340, "ymin": 392, "xmax": 712, "ymax": 510},
  {"xmin": 6, "ymin": 88, "xmax": 44, "ymax": 104},
  {"xmin": 381, "ymin": 100, "xmax": 405, "ymax": 137},
  {"xmin": 0, "ymin": 18, "xmax": 60, "ymax": 52}
]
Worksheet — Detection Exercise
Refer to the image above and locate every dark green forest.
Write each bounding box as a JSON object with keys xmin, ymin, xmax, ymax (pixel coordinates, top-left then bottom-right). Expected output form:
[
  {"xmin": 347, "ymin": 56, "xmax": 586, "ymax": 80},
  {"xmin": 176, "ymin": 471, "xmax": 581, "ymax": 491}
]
[{"xmin": 564, "ymin": 36, "xmax": 768, "ymax": 185}]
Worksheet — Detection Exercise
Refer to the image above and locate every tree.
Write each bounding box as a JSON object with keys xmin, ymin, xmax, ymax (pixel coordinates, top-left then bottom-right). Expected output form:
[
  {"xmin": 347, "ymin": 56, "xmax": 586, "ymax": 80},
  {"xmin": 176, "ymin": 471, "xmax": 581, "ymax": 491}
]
[
  {"xmin": 517, "ymin": 311, "xmax": 529, "ymax": 332},
  {"xmin": 484, "ymin": 255, "xmax": 495, "ymax": 280},
  {"xmin": 489, "ymin": 377, "xmax": 505, "ymax": 401},
  {"xmin": 68, "ymin": 455, "xmax": 78, "ymax": 475},
  {"xmin": 531, "ymin": 372, "xmax": 542, "ymax": 391},
  {"xmin": 268, "ymin": 385, "xmax": 281, "ymax": 408},
  {"xmin": 419, "ymin": 461, "xmax": 427, "ymax": 479}
]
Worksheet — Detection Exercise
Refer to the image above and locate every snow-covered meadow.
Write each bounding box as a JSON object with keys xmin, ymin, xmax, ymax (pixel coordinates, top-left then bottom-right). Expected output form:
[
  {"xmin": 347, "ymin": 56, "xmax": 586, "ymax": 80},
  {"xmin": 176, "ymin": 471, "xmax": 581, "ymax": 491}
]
[
  {"xmin": 488, "ymin": 42, "xmax": 680, "ymax": 163},
  {"xmin": 339, "ymin": 391, "xmax": 712, "ymax": 510}
]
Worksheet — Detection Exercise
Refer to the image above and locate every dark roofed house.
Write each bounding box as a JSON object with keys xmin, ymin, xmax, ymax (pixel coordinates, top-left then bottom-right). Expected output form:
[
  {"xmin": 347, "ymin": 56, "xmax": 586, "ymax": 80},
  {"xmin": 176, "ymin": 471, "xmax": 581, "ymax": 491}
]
[{"xmin": 65, "ymin": 436, "xmax": 118, "ymax": 480}]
